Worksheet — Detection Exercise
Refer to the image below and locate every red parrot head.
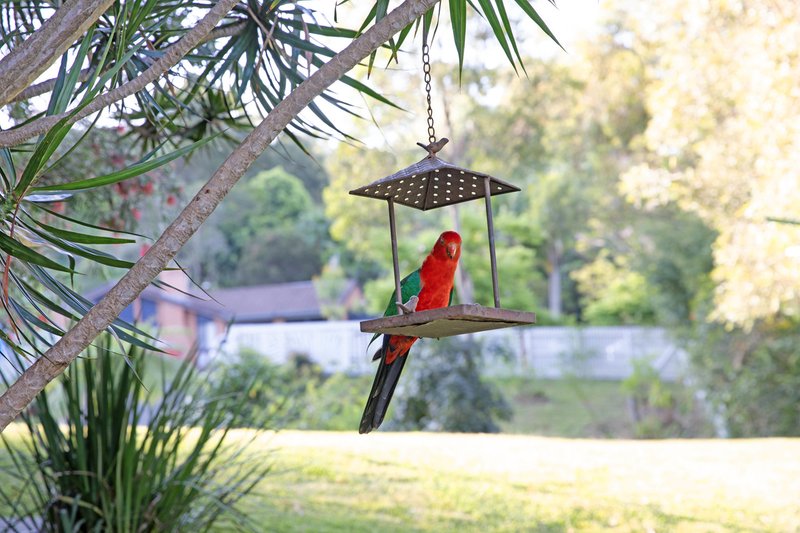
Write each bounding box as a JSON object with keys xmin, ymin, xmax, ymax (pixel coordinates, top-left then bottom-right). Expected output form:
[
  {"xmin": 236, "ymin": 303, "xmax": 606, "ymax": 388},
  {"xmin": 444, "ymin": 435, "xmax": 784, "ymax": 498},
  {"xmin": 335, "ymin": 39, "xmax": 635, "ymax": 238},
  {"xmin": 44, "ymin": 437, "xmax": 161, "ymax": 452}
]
[{"xmin": 432, "ymin": 230, "xmax": 462, "ymax": 261}]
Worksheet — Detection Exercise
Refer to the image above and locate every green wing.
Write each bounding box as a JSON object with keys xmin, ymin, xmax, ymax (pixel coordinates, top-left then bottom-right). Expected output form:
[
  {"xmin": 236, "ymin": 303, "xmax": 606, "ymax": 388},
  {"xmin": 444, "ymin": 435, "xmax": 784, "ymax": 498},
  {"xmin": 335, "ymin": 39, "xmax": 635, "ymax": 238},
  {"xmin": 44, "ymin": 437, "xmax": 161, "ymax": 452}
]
[
  {"xmin": 383, "ymin": 269, "xmax": 422, "ymax": 318},
  {"xmin": 368, "ymin": 270, "xmax": 421, "ymax": 347}
]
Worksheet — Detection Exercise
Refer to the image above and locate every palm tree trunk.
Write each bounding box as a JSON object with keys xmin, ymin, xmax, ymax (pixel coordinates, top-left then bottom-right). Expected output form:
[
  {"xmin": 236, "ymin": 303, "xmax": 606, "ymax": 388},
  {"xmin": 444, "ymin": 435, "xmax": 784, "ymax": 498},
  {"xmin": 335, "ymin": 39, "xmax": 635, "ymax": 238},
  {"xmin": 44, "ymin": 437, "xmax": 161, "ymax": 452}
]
[
  {"xmin": 0, "ymin": 0, "xmax": 241, "ymax": 147},
  {"xmin": 0, "ymin": 0, "xmax": 114, "ymax": 106}
]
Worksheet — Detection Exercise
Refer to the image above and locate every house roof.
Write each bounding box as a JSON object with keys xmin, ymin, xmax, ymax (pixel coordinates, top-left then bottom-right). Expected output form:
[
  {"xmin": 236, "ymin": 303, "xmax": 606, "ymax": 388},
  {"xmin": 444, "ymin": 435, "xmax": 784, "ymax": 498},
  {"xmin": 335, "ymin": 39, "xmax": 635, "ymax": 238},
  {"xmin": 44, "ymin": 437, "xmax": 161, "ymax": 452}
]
[
  {"xmin": 85, "ymin": 278, "xmax": 361, "ymax": 323},
  {"xmin": 84, "ymin": 281, "xmax": 233, "ymax": 320},
  {"xmin": 211, "ymin": 280, "xmax": 347, "ymax": 323}
]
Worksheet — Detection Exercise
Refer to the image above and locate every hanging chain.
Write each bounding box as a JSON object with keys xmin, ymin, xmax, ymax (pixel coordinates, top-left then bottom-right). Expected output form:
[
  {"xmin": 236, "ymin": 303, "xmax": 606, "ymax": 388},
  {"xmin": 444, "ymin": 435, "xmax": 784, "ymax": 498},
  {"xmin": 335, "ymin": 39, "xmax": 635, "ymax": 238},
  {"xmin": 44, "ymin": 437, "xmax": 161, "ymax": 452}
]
[{"xmin": 422, "ymin": 42, "xmax": 436, "ymax": 144}]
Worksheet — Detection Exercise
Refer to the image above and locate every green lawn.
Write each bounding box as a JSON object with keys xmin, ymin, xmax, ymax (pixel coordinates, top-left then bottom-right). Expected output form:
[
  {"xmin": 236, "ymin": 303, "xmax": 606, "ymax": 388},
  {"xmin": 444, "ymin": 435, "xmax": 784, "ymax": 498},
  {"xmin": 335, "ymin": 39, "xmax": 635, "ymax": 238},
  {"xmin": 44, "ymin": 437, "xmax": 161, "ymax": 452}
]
[
  {"xmin": 240, "ymin": 430, "xmax": 797, "ymax": 532},
  {"xmin": 2, "ymin": 425, "xmax": 797, "ymax": 532}
]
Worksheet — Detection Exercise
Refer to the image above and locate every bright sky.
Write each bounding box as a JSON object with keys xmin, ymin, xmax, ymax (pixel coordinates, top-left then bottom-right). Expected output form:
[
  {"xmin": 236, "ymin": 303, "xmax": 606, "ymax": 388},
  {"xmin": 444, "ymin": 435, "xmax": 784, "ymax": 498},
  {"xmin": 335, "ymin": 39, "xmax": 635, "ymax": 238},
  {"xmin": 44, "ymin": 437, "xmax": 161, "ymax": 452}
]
[
  {"xmin": 334, "ymin": 1, "xmax": 603, "ymax": 61},
  {"xmin": 534, "ymin": 0, "xmax": 604, "ymax": 51},
  {"xmin": 321, "ymin": 0, "xmax": 605, "ymax": 150}
]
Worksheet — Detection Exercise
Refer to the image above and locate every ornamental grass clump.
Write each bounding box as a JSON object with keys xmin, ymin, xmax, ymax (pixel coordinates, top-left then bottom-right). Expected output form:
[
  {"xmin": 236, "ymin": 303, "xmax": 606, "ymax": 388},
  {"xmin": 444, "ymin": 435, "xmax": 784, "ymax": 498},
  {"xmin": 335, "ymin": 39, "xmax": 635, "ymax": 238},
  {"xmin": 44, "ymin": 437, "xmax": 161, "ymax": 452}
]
[{"xmin": 0, "ymin": 335, "xmax": 267, "ymax": 532}]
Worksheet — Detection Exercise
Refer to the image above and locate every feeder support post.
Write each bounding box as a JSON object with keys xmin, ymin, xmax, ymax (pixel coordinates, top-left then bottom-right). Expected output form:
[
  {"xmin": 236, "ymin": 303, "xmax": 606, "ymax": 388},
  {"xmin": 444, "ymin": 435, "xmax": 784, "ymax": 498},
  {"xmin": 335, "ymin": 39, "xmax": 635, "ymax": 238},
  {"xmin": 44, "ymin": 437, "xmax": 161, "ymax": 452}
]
[
  {"xmin": 483, "ymin": 177, "xmax": 501, "ymax": 308},
  {"xmin": 387, "ymin": 198, "xmax": 404, "ymax": 313}
]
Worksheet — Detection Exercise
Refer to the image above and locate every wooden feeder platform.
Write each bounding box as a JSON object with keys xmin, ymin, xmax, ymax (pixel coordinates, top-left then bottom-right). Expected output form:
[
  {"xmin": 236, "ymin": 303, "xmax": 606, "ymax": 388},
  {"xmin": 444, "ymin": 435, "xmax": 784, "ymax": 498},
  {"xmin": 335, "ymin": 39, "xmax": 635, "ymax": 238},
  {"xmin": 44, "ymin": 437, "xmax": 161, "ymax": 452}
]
[{"xmin": 359, "ymin": 304, "xmax": 536, "ymax": 338}]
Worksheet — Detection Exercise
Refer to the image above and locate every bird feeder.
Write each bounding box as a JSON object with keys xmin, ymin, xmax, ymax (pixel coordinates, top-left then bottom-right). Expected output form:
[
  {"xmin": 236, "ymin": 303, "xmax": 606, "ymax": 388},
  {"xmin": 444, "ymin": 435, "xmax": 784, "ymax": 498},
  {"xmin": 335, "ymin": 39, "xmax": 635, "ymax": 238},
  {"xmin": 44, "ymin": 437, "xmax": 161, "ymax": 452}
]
[
  {"xmin": 349, "ymin": 145, "xmax": 536, "ymax": 338},
  {"xmin": 349, "ymin": 39, "xmax": 535, "ymax": 338}
]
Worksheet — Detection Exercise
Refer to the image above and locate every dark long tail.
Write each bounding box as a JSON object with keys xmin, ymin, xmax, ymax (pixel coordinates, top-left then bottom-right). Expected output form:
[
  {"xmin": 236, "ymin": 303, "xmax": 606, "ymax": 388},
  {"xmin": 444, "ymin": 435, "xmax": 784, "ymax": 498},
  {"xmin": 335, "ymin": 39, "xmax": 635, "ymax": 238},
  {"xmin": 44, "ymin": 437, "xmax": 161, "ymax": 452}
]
[{"xmin": 359, "ymin": 335, "xmax": 409, "ymax": 434}]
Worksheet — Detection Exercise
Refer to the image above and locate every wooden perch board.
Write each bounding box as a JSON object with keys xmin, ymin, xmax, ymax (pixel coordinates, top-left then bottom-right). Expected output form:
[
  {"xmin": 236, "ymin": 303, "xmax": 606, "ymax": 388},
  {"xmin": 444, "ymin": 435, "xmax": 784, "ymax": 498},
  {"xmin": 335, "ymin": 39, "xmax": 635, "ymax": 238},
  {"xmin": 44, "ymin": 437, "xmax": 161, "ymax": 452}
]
[{"xmin": 359, "ymin": 304, "xmax": 536, "ymax": 338}]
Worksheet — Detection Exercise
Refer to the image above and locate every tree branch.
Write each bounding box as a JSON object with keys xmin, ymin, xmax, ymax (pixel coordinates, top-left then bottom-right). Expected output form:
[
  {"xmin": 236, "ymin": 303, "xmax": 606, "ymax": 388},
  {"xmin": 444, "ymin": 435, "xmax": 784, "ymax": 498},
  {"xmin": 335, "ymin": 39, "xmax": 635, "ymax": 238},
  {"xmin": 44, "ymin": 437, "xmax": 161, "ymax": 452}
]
[
  {"xmin": 10, "ymin": 69, "xmax": 96, "ymax": 106},
  {"xmin": 7, "ymin": 20, "xmax": 249, "ymax": 105},
  {"xmin": 0, "ymin": 0, "xmax": 439, "ymax": 431},
  {"xmin": 0, "ymin": 0, "xmax": 114, "ymax": 107},
  {"xmin": 0, "ymin": 0, "xmax": 242, "ymax": 147}
]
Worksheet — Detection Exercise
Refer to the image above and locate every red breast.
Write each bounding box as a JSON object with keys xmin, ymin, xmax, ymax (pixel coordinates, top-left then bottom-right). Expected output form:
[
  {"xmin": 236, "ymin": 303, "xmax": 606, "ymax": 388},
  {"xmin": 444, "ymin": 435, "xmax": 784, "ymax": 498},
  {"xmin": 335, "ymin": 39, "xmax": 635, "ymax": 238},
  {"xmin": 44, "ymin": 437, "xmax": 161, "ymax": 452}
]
[{"xmin": 417, "ymin": 231, "xmax": 461, "ymax": 311}]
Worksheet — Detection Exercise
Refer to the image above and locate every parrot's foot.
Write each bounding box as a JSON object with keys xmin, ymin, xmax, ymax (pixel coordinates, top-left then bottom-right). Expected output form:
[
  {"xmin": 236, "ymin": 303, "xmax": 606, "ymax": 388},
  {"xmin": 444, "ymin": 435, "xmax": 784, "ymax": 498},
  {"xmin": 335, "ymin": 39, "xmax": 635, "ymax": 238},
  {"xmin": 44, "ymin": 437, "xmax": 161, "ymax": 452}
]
[{"xmin": 396, "ymin": 295, "xmax": 419, "ymax": 315}]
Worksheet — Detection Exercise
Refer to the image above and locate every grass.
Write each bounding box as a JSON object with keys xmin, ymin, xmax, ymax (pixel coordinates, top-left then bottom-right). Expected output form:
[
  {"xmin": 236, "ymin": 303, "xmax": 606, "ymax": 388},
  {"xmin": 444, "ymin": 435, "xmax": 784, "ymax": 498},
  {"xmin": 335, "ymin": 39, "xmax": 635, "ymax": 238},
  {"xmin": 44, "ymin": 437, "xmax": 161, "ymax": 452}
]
[
  {"xmin": 3, "ymin": 426, "xmax": 797, "ymax": 532},
  {"xmin": 248, "ymin": 431, "xmax": 795, "ymax": 532},
  {"xmin": 0, "ymin": 372, "xmax": 786, "ymax": 531},
  {"xmin": 493, "ymin": 378, "xmax": 634, "ymax": 437}
]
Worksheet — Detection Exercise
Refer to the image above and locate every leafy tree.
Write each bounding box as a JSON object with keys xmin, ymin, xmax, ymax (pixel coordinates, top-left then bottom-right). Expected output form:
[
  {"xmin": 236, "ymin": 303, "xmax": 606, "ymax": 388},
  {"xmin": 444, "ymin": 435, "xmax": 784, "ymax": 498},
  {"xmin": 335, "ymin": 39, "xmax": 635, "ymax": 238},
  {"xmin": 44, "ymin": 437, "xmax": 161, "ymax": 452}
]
[
  {"xmin": 536, "ymin": 35, "xmax": 650, "ymax": 319},
  {"xmin": 603, "ymin": 0, "xmax": 800, "ymax": 436},
  {"xmin": 621, "ymin": 358, "xmax": 709, "ymax": 438},
  {"xmin": 182, "ymin": 136, "xmax": 331, "ymax": 203},
  {"xmin": 325, "ymin": 143, "xmax": 419, "ymax": 270},
  {"xmin": 314, "ymin": 259, "xmax": 363, "ymax": 320},
  {"xmin": 689, "ymin": 322, "xmax": 800, "ymax": 437},
  {"xmin": 572, "ymin": 252, "xmax": 656, "ymax": 325},
  {"xmin": 0, "ymin": 0, "xmax": 561, "ymax": 429},
  {"xmin": 176, "ymin": 142, "xmax": 331, "ymax": 285},
  {"xmin": 209, "ymin": 348, "xmax": 312, "ymax": 426},
  {"xmin": 389, "ymin": 336, "xmax": 512, "ymax": 432},
  {"xmin": 529, "ymin": 171, "xmax": 592, "ymax": 319},
  {"xmin": 211, "ymin": 167, "xmax": 328, "ymax": 285},
  {"xmin": 626, "ymin": 208, "xmax": 717, "ymax": 326},
  {"xmin": 42, "ymin": 127, "xmax": 182, "ymax": 231},
  {"xmin": 210, "ymin": 349, "xmax": 372, "ymax": 430},
  {"xmin": 619, "ymin": 0, "xmax": 800, "ymax": 327}
]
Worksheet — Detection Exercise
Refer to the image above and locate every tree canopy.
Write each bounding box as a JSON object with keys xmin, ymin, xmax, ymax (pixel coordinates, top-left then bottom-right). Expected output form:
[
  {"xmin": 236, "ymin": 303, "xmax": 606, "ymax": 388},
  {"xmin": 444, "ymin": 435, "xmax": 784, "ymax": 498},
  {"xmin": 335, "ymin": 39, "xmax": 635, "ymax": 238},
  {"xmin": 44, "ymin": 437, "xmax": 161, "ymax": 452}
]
[{"xmin": 619, "ymin": 0, "xmax": 800, "ymax": 327}]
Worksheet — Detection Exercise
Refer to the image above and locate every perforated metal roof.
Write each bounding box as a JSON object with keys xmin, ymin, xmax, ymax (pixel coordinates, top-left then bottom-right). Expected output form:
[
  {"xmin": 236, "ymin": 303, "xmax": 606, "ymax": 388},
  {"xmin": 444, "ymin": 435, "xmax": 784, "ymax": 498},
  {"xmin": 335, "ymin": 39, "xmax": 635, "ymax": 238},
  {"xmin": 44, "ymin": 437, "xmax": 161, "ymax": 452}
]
[{"xmin": 348, "ymin": 156, "xmax": 520, "ymax": 210}]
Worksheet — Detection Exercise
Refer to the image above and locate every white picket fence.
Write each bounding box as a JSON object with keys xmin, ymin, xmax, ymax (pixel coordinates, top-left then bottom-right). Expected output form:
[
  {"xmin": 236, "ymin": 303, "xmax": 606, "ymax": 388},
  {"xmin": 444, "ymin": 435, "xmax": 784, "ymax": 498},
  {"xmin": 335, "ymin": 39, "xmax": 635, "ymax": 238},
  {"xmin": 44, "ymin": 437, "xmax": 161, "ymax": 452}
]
[{"xmin": 216, "ymin": 321, "xmax": 687, "ymax": 381}]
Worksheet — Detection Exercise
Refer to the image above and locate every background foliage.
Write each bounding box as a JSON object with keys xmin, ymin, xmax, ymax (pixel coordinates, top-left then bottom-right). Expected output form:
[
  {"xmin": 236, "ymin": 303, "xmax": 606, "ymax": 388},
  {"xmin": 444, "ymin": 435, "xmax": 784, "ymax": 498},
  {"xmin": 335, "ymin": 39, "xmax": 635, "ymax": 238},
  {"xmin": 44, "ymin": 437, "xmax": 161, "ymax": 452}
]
[
  {"xmin": 209, "ymin": 349, "xmax": 370, "ymax": 431},
  {"xmin": 389, "ymin": 336, "xmax": 512, "ymax": 432}
]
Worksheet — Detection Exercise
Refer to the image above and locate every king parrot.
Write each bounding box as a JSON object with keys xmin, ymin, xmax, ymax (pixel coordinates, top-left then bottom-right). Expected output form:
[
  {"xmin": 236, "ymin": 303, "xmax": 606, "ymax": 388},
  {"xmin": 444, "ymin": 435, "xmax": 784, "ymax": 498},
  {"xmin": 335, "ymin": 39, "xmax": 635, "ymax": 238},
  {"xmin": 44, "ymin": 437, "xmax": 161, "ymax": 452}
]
[{"xmin": 359, "ymin": 230, "xmax": 462, "ymax": 434}]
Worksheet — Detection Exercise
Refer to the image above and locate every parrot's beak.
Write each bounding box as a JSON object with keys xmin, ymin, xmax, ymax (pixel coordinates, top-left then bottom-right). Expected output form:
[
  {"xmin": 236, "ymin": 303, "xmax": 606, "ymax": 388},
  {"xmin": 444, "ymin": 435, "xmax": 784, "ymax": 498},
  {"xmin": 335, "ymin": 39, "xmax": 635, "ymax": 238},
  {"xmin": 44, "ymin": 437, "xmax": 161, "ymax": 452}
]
[{"xmin": 446, "ymin": 242, "xmax": 458, "ymax": 259}]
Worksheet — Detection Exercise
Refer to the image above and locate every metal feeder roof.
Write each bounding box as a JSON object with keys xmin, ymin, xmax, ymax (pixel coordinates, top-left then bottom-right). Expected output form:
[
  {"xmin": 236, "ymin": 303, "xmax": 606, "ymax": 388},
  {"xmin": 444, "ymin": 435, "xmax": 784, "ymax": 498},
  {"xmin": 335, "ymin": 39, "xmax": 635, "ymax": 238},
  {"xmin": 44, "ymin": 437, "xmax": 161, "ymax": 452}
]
[{"xmin": 349, "ymin": 156, "xmax": 520, "ymax": 210}]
